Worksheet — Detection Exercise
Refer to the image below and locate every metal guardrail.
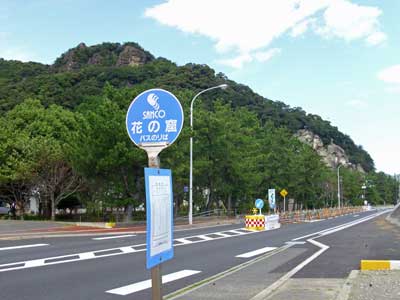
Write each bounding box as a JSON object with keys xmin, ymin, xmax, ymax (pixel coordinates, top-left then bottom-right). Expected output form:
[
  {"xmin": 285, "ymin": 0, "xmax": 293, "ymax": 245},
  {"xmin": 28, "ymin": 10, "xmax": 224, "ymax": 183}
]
[{"xmin": 174, "ymin": 209, "xmax": 236, "ymax": 221}]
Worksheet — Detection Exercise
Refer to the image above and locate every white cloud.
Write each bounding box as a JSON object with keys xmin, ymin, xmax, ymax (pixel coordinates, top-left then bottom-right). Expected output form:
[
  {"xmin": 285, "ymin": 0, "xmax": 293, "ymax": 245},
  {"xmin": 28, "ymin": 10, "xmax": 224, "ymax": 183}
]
[
  {"xmin": 378, "ymin": 65, "xmax": 400, "ymax": 84},
  {"xmin": 145, "ymin": 0, "xmax": 330, "ymax": 54},
  {"xmin": 290, "ymin": 18, "xmax": 317, "ymax": 37},
  {"xmin": 345, "ymin": 99, "xmax": 368, "ymax": 109},
  {"xmin": 316, "ymin": 0, "xmax": 386, "ymax": 45},
  {"xmin": 253, "ymin": 48, "xmax": 281, "ymax": 62},
  {"xmin": 366, "ymin": 31, "xmax": 387, "ymax": 46},
  {"xmin": 217, "ymin": 48, "xmax": 281, "ymax": 68},
  {"xmin": 145, "ymin": 0, "xmax": 387, "ymax": 68},
  {"xmin": 217, "ymin": 53, "xmax": 252, "ymax": 69}
]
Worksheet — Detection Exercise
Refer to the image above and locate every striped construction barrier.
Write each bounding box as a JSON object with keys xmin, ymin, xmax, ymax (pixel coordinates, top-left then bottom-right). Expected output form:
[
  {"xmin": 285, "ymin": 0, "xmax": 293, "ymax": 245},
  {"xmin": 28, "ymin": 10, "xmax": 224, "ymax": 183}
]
[
  {"xmin": 360, "ymin": 260, "xmax": 400, "ymax": 270},
  {"xmin": 245, "ymin": 215, "xmax": 265, "ymax": 231}
]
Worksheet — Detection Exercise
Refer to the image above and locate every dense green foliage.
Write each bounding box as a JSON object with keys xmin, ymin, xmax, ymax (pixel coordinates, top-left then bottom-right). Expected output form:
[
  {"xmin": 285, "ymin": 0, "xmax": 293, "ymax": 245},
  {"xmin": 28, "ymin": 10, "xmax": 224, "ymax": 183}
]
[
  {"xmin": 0, "ymin": 43, "xmax": 374, "ymax": 171},
  {"xmin": 0, "ymin": 42, "xmax": 397, "ymax": 219}
]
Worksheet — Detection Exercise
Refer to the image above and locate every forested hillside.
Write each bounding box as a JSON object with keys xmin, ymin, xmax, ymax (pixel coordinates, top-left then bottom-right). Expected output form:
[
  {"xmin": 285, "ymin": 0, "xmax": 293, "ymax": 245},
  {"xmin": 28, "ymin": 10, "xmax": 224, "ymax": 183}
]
[
  {"xmin": 0, "ymin": 42, "xmax": 374, "ymax": 171},
  {"xmin": 0, "ymin": 42, "xmax": 397, "ymax": 220}
]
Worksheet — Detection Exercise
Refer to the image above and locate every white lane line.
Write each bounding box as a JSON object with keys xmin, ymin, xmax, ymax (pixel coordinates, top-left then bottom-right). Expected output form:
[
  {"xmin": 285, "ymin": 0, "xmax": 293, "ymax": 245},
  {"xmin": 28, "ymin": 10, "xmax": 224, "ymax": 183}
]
[
  {"xmin": 353, "ymin": 215, "xmax": 359, "ymax": 217},
  {"xmin": 285, "ymin": 241, "xmax": 306, "ymax": 245},
  {"xmin": 236, "ymin": 247, "xmax": 277, "ymax": 258},
  {"xmin": 0, "ymin": 244, "xmax": 49, "ymax": 251},
  {"xmin": 229, "ymin": 230, "xmax": 248, "ymax": 235},
  {"xmin": 106, "ymin": 270, "xmax": 201, "ymax": 296},
  {"xmin": 175, "ymin": 238, "xmax": 193, "ymax": 245},
  {"xmin": 212, "ymin": 232, "xmax": 231, "ymax": 237},
  {"xmin": 24, "ymin": 259, "xmax": 45, "ymax": 268},
  {"xmin": 250, "ymin": 239, "xmax": 329, "ymax": 300},
  {"xmin": 120, "ymin": 247, "xmax": 136, "ymax": 254},
  {"xmin": 80, "ymin": 252, "xmax": 96, "ymax": 259},
  {"xmin": 92, "ymin": 234, "xmax": 136, "ymax": 240},
  {"xmin": 0, "ymin": 227, "xmax": 258, "ymax": 273},
  {"xmin": 197, "ymin": 235, "xmax": 214, "ymax": 241}
]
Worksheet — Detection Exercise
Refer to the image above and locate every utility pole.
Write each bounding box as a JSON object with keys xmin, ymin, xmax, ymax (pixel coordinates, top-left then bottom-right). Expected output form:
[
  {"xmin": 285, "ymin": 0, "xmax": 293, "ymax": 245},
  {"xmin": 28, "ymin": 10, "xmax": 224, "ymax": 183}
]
[
  {"xmin": 337, "ymin": 165, "xmax": 342, "ymax": 209},
  {"xmin": 396, "ymin": 174, "xmax": 400, "ymax": 204}
]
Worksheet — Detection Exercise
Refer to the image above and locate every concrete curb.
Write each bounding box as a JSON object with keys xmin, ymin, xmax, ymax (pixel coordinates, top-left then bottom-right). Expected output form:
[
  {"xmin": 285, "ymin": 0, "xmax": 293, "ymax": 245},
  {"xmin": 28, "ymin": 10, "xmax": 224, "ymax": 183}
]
[
  {"xmin": 335, "ymin": 270, "xmax": 359, "ymax": 300},
  {"xmin": 360, "ymin": 260, "xmax": 400, "ymax": 270},
  {"xmin": 386, "ymin": 203, "xmax": 400, "ymax": 227},
  {"xmin": 75, "ymin": 222, "xmax": 116, "ymax": 228}
]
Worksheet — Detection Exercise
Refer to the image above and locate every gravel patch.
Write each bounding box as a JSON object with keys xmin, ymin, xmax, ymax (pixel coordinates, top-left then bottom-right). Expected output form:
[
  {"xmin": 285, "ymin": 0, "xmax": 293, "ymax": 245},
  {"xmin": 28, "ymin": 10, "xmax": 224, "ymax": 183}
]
[{"xmin": 349, "ymin": 271, "xmax": 400, "ymax": 300}]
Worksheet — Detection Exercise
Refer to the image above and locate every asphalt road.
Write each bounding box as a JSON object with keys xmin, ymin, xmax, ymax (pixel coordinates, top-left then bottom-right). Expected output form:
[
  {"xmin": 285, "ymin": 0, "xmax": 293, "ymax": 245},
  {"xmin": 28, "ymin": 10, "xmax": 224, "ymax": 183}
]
[{"xmin": 0, "ymin": 209, "xmax": 392, "ymax": 300}]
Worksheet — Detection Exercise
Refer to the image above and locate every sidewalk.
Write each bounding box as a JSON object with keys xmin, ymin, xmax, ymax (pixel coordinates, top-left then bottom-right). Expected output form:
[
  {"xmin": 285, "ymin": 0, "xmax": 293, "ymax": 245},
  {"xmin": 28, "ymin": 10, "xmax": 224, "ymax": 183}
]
[{"xmin": 346, "ymin": 270, "xmax": 400, "ymax": 300}]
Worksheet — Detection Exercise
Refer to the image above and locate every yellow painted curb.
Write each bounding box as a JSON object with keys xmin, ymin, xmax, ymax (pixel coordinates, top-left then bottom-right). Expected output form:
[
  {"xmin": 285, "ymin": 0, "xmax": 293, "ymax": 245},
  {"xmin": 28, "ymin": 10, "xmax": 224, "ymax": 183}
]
[
  {"xmin": 360, "ymin": 260, "xmax": 390, "ymax": 270},
  {"xmin": 105, "ymin": 222, "xmax": 116, "ymax": 229}
]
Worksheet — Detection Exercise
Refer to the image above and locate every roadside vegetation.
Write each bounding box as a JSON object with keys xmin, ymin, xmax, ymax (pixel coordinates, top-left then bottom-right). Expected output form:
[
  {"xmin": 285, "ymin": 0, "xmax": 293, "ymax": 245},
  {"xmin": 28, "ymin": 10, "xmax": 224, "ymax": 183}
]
[{"xmin": 0, "ymin": 43, "xmax": 397, "ymax": 221}]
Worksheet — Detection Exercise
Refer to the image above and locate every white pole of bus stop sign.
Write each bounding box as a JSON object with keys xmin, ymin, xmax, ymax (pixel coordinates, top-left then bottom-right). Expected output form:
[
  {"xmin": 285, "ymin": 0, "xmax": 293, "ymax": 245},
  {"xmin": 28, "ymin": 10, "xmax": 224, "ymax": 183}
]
[{"xmin": 148, "ymin": 150, "xmax": 162, "ymax": 300}]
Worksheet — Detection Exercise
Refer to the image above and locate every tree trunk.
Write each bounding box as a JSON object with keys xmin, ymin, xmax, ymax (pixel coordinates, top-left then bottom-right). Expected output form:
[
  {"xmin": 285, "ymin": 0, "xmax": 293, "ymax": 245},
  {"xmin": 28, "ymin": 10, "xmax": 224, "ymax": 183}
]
[
  {"xmin": 51, "ymin": 193, "xmax": 56, "ymax": 221},
  {"xmin": 124, "ymin": 204, "xmax": 133, "ymax": 222},
  {"xmin": 227, "ymin": 194, "xmax": 232, "ymax": 215}
]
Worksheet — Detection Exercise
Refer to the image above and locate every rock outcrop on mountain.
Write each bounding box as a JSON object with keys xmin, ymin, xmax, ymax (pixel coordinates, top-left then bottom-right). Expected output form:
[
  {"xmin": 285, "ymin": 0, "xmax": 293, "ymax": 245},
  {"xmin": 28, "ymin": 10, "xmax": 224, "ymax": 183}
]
[
  {"xmin": 296, "ymin": 129, "xmax": 365, "ymax": 172},
  {"xmin": 53, "ymin": 42, "xmax": 154, "ymax": 71}
]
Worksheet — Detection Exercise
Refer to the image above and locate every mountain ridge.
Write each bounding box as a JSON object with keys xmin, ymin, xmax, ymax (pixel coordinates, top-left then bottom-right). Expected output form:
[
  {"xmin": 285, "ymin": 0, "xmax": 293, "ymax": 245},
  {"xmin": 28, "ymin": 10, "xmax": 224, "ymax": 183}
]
[{"xmin": 0, "ymin": 41, "xmax": 375, "ymax": 172}]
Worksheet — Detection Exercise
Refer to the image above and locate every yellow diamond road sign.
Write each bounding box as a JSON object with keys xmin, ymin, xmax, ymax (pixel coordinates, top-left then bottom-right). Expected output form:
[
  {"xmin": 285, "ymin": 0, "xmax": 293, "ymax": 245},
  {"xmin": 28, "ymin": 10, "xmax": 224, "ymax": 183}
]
[{"xmin": 280, "ymin": 189, "xmax": 288, "ymax": 197}]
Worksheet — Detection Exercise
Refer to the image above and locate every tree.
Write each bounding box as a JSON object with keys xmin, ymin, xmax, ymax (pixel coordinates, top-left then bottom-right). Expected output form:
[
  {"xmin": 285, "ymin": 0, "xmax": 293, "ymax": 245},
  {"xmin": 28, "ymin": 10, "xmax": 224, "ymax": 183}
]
[
  {"xmin": 72, "ymin": 88, "xmax": 147, "ymax": 221},
  {"xmin": 0, "ymin": 99, "xmax": 82, "ymax": 219}
]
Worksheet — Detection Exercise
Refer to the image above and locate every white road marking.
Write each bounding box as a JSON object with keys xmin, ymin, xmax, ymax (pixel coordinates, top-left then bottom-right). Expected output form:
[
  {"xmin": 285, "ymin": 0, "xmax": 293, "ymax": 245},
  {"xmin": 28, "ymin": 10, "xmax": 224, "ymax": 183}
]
[
  {"xmin": 106, "ymin": 270, "xmax": 201, "ymax": 295},
  {"xmin": 24, "ymin": 259, "xmax": 45, "ymax": 268},
  {"xmin": 353, "ymin": 215, "xmax": 359, "ymax": 217},
  {"xmin": 0, "ymin": 244, "xmax": 49, "ymax": 251},
  {"xmin": 0, "ymin": 227, "xmax": 258, "ymax": 273},
  {"xmin": 236, "ymin": 247, "xmax": 277, "ymax": 258},
  {"xmin": 197, "ymin": 235, "xmax": 213, "ymax": 241},
  {"xmin": 0, "ymin": 245, "xmax": 139, "ymax": 273},
  {"xmin": 213, "ymin": 232, "xmax": 232, "ymax": 237},
  {"xmin": 80, "ymin": 252, "xmax": 96, "ymax": 259},
  {"xmin": 120, "ymin": 246, "xmax": 136, "ymax": 254},
  {"xmin": 175, "ymin": 238, "xmax": 193, "ymax": 244},
  {"xmin": 228, "ymin": 230, "xmax": 247, "ymax": 235},
  {"xmin": 285, "ymin": 241, "xmax": 306, "ymax": 245},
  {"xmin": 250, "ymin": 239, "xmax": 329, "ymax": 300},
  {"xmin": 92, "ymin": 234, "xmax": 136, "ymax": 240}
]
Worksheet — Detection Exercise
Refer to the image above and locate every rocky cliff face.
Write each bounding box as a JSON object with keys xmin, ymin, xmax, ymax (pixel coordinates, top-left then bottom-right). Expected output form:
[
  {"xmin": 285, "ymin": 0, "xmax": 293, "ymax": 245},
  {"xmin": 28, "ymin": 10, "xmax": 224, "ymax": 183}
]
[
  {"xmin": 296, "ymin": 129, "xmax": 365, "ymax": 172},
  {"xmin": 53, "ymin": 42, "xmax": 154, "ymax": 71}
]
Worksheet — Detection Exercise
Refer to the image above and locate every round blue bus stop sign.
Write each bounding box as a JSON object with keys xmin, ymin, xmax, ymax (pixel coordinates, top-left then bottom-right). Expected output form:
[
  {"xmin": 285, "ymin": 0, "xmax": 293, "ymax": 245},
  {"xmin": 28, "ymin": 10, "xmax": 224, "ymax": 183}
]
[{"xmin": 126, "ymin": 88, "xmax": 184, "ymax": 150}]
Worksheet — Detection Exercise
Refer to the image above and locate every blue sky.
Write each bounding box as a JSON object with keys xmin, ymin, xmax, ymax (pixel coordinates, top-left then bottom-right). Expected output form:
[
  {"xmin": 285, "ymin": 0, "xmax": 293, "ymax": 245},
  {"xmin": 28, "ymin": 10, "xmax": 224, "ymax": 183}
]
[{"xmin": 1, "ymin": 0, "xmax": 399, "ymax": 174}]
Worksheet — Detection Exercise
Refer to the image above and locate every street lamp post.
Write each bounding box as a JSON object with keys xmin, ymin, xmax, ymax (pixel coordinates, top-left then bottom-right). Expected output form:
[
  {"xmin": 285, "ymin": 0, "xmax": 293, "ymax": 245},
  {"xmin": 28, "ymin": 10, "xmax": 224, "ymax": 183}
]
[
  {"xmin": 337, "ymin": 165, "xmax": 342, "ymax": 209},
  {"xmin": 189, "ymin": 84, "xmax": 228, "ymax": 225}
]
